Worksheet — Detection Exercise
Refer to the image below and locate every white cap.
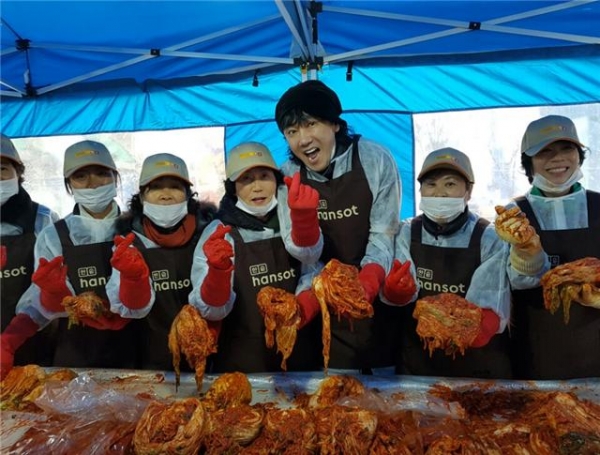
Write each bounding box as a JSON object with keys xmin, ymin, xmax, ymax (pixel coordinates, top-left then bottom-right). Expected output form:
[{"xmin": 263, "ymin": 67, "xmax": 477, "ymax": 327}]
[
  {"xmin": 521, "ymin": 115, "xmax": 584, "ymax": 157},
  {"xmin": 1, "ymin": 134, "xmax": 22, "ymax": 165},
  {"xmin": 63, "ymin": 140, "xmax": 117, "ymax": 178},
  {"xmin": 226, "ymin": 142, "xmax": 278, "ymax": 181},
  {"xmin": 418, "ymin": 147, "xmax": 474, "ymax": 184},
  {"xmin": 139, "ymin": 153, "xmax": 192, "ymax": 187}
]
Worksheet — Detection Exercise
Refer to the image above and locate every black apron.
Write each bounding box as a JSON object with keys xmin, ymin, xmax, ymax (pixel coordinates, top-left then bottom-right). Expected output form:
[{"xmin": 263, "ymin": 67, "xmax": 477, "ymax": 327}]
[
  {"xmin": 300, "ymin": 137, "xmax": 401, "ymax": 369},
  {"xmin": 133, "ymin": 237, "xmax": 196, "ymax": 371},
  {"xmin": 211, "ymin": 228, "xmax": 322, "ymax": 373},
  {"xmin": 1, "ymin": 204, "xmax": 58, "ymax": 366},
  {"xmin": 399, "ymin": 216, "xmax": 513, "ymax": 379},
  {"xmin": 52, "ymin": 219, "xmax": 137, "ymax": 369},
  {"xmin": 512, "ymin": 191, "xmax": 600, "ymax": 379}
]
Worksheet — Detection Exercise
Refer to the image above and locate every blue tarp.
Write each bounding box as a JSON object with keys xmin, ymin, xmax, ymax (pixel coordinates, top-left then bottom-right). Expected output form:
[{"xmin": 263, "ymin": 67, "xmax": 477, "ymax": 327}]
[{"xmin": 2, "ymin": 1, "xmax": 599, "ymax": 217}]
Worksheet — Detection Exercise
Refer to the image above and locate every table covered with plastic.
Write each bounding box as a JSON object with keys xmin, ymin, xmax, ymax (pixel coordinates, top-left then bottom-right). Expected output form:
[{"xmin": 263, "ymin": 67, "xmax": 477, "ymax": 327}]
[{"xmin": 1, "ymin": 368, "xmax": 599, "ymax": 453}]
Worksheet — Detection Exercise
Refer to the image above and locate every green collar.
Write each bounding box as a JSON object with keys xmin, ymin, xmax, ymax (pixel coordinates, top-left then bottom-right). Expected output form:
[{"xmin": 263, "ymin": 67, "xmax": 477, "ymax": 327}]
[{"xmin": 531, "ymin": 182, "xmax": 582, "ymax": 196}]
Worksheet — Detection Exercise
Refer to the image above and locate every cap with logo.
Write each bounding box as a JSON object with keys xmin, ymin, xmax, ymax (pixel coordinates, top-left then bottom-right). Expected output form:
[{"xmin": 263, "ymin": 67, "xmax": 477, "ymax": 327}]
[
  {"xmin": 1, "ymin": 133, "xmax": 22, "ymax": 165},
  {"xmin": 139, "ymin": 153, "xmax": 192, "ymax": 187},
  {"xmin": 417, "ymin": 147, "xmax": 475, "ymax": 184},
  {"xmin": 63, "ymin": 140, "xmax": 117, "ymax": 178},
  {"xmin": 521, "ymin": 115, "xmax": 584, "ymax": 157},
  {"xmin": 226, "ymin": 142, "xmax": 278, "ymax": 181}
]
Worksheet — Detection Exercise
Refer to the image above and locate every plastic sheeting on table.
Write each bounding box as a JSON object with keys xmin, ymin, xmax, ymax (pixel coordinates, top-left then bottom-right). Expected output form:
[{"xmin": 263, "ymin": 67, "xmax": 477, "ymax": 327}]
[{"xmin": 1, "ymin": 368, "xmax": 599, "ymax": 452}]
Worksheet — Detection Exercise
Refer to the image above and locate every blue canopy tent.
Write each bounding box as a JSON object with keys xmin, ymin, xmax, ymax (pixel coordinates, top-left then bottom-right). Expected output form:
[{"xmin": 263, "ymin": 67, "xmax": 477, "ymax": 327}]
[{"xmin": 1, "ymin": 1, "xmax": 599, "ymax": 217}]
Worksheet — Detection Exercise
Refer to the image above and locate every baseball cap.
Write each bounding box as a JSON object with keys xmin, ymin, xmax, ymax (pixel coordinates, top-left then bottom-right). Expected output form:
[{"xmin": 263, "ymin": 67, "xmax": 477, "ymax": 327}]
[
  {"xmin": 521, "ymin": 115, "xmax": 584, "ymax": 157},
  {"xmin": 417, "ymin": 147, "xmax": 475, "ymax": 184},
  {"xmin": 275, "ymin": 80, "xmax": 342, "ymax": 131},
  {"xmin": 1, "ymin": 134, "xmax": 22, "ymax": 165},
  {"xmin": 139, "ymin": 153, "xmax": 192, "ymax": 187},
  {"xmin": 63, "ymin": 140, "xmax": 117, "ymax": 178},
  {"xmin": 226, "ymin": 142, "xmax": 278, "ymax": 181}
]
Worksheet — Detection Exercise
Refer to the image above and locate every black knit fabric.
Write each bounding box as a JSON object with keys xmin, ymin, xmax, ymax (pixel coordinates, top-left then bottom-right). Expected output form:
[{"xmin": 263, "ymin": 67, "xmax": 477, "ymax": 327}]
[
  {"xmin": 0, "ymin": 187, "xmax": 37, "ymax": 233},
  {"xmin": 216, "ymin": 193, "xmax": 278, "ymax": 232},
  {"xmin": 421, "ymin": 207, "xmax": 471, "ymax": 239},
  {"xmin": 275, "ymin": 80, "xmax": 342, "ymax": 131}
]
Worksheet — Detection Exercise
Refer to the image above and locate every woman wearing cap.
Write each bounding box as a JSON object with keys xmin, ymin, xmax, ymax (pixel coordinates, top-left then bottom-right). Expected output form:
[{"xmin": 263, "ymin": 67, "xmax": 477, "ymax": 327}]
[
  {"xmin": 381, "ymin": 147, "xmax": 547, "ymax": 379},
  {"xmin": 502, "ymin": 115, "xmax": 600, "ymax": 379},
  {"xmin": 275, "ymin": 80, "xmax": 402, "ymax": 372},
  {"xmin": 189, "ymin": 141, "xmax": 323, "ymax": 373},
  {"xmin": 0, "ymin": 134, "xmax": 60, "ymax": 376},
  {"xmin": 106, "ymin": 153, "xmax": 216, "ymax": 370},
  {"xmin": 0, "ymin": 139, "xmax": 134, "ymax": 377}
]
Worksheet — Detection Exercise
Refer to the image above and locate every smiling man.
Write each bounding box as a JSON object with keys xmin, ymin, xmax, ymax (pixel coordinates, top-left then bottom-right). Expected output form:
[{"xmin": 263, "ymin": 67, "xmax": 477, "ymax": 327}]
[{"xmin": 275, "ymin": 80, "xmax": 402, "ymax": 372}]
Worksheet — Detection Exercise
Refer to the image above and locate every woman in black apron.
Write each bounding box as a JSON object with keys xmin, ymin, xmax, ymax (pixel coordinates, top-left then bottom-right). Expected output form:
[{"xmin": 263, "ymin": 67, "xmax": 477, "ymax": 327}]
[
  {"xmin": 189, "ymin": 142, "xmax": 323, "ymax": 373},
  {"xmin": 383, "ymin": 148, "xmax": 522, "ymax": 379},
  {"xmin": 0, "ymin": 134, "xmax": 60, "ymax": 378},
  {"xmin": 275, "ymin": 80, "xmax": 402, "ymax": 372},
  {"xmin": 508, "ymin": 115, "xmax": 600, "ymax": 379},
  {"xmin": 107, "ymin": 153, "xmax": 216, "ymax": 371},
  {"xmin": 2, "ymin": 139, "xmax": 135, "ymax": 374}
]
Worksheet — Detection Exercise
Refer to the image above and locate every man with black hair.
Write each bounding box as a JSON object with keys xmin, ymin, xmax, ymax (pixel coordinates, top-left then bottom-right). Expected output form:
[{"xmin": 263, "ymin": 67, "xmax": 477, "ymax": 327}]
[{"xmin": 275, "ymin": 80, "xmax": 402, "ymax": 372}]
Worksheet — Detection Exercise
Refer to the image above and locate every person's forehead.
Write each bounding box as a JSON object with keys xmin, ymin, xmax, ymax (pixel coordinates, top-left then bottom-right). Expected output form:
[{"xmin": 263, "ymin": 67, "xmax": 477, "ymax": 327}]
[
  {"xmin": 148, "ymin": 176, "xmax": 186, "ymax": 185},
  {"xmin": 71, "ymin": 164, "xmax": 112, "ymax": 174},
  {"xmin": 300, "ymin": 112, "xmax": 318, "ymax": 120},
  {"xmin": 539, "ymin": 139, "xmax": 578, "ymax": 151},
  {"xmin": 1, "ymin": 157, "xmax": 17, "ymax": 167},
  {"xmin": 241, "ymin": 166, "xmax": 275, "ymax": 175},
  {"xmin": 285, "ymin": 112, "xmax": 320, "ymax": 128},
  {"xmin": 421, "ymin": 169, "xmax": 465, "ymax": 182}
]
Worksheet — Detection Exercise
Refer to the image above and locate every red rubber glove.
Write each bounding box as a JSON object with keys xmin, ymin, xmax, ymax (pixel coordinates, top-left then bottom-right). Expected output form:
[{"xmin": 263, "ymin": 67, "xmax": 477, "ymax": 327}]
[
  {"xmin": 358, "ymin": 263, "xmax": 386, "ymax": 304},
  {"xmin": 0, "ymin": 245, "xmax": 7, "ymax": 270},
  {"xmin": 1, "ymin": 314, "xmax": 40, "ymax": 380},
  {"xmin": 284, "ymin": 172, "xmax": 320, "ymax": 247},
  {"xmin": 111, "ymin": 233, "xmax": 151, "ymax": 310},
  {"xmin": 111, "ymin": 234, "xmax": 148, "ymax": 280},
  {"xmin": 383, "ymin": 259, "xmax": 417, "ymax": 305},
  {"xmin": 204, "ymin": 224, "xmax": 234, "ymax": 269},
  {"xmin": 201, "ymin": 224, "xmax": 234, "ymax": 306},
  {"xmin": 32, "ymin": 256, "xmax": 73, "ymax": 312},
  {"xmin": 471, "ymin": 309, "xmax": 500, "ymax": 348},
  {"xmin": 80, "ymin": 314, "xmax": 130, "ymax": 331},
  {"xmin": 296, "ymin": 289, "xmax": 321, "ymax": 328}
]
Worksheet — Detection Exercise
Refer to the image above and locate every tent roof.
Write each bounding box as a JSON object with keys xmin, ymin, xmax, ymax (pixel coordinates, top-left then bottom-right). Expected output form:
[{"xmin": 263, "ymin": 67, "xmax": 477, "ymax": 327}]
[
  {"xmin": 2, "ymin": 1, "xmax": 599, "ymax": 221},
  {"xmin": 2, "ymin": 0, "xmax": 599, "ymax": 98}
]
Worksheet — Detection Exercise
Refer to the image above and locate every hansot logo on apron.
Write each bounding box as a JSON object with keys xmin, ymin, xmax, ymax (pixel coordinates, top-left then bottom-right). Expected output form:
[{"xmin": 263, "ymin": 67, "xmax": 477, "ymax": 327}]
[{"xmin": 249, "ymin": 262, "xmax": 296, "ymax": 287}]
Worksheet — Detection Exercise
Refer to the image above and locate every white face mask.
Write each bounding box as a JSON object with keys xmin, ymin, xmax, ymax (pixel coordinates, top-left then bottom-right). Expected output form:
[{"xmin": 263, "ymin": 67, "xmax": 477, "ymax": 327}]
[
  {"xmin": 419, "ymin": 196, "xmax": 466, "ymax": 224},
  {"xmin": 72, "ymin": 183, "xmax": 117, "ymax": 214},
  {"xmin": 532, "ymin": 168, "xmax": 583, "ymax": 195},
  {"xmin": 0, "ymin": 177, "xmax": 19, "ymax": 205},
  {"xmin": 143, "ymin": 200, "xmax": 188, "ymax": 228},
  {"xmin": 236, "ymin": 196, "xmax": 278, "ymax": 217}
]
